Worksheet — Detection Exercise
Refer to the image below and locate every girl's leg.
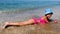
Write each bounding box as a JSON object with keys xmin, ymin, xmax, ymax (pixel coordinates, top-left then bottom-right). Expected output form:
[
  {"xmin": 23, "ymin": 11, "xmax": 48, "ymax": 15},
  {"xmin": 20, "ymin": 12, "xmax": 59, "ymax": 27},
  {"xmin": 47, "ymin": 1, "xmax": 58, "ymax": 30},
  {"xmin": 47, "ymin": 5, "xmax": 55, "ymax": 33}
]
[{"xmin": 3, "ymin": 19, "xmax": 34, "ymax": 28}]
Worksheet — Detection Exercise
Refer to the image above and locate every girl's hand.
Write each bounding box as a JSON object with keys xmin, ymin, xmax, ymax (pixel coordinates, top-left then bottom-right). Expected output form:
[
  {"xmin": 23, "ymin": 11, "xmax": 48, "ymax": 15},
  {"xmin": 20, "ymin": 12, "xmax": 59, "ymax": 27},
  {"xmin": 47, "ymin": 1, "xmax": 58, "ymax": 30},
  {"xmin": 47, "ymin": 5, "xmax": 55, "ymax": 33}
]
[
  {"xmin": 54, "ymin": 20, "xmax": 57, "ymax": 23},
  {"xmin": 52, "ymin": 20, "xmax": 58, "ymax": 24}
]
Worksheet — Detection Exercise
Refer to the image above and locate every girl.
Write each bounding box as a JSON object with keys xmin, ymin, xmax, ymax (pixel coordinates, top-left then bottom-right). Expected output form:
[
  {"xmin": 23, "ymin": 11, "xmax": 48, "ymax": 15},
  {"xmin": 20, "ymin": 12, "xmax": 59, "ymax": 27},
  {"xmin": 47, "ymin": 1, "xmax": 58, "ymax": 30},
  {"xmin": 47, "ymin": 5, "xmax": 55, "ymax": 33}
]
[{"xmin": 3, "ymin": 8, "xmax": 57, "ymax": 28}]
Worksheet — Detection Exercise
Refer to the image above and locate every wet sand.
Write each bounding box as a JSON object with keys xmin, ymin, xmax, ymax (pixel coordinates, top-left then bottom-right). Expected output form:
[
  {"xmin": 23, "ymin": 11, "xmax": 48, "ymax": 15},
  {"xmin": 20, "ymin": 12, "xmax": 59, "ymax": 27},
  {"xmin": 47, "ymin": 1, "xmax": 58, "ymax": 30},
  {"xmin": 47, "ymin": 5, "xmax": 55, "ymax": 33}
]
[
  {"xmin": 0, "ymin": 6, "xmax": 60, "ymax": 34},
  {"xmin": 0, "ymin": 22, "xmax": 60, "ymax": 34}
]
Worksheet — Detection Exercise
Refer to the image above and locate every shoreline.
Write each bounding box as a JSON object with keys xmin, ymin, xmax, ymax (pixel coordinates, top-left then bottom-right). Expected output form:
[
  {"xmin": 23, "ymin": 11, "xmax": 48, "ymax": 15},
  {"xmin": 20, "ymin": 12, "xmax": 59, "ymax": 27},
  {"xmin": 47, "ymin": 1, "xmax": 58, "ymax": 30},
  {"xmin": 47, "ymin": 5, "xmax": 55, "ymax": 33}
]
[
  {"xmin": 0, "ymin": 5, "xmax": 60, "ymax": 25},
  {"xmin": 0, "ymin": 6, "xmax": 60, "ymax": 34}
]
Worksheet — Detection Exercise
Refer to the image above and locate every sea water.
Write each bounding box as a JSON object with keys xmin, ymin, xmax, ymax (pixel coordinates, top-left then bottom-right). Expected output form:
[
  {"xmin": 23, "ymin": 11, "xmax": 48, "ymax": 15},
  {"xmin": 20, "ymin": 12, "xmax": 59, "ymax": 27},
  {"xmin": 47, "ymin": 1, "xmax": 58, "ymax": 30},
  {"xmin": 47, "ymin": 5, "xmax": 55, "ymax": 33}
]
[{"xmin": 0, "ymin": 1, "xmax": 60, "ymax": 25}]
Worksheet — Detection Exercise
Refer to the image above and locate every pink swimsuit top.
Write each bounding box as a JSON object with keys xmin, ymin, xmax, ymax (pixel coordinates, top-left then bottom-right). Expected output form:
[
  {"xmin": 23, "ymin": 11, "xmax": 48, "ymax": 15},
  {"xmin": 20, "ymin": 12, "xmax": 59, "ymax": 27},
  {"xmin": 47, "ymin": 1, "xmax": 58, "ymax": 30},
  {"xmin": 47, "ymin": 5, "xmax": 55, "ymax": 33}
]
[{"xmin": 33, "ymin": 17, "xmax": 47, "ymax": 25}]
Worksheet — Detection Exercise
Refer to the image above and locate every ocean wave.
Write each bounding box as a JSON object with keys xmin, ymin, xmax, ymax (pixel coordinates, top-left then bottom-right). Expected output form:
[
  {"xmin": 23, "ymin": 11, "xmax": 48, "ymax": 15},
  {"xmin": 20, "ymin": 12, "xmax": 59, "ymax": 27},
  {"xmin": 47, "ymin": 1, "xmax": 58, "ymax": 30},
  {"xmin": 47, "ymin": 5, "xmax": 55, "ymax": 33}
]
[{"xmin": 0, "ymin": 1, "xmax": 60, "ymax": 11}]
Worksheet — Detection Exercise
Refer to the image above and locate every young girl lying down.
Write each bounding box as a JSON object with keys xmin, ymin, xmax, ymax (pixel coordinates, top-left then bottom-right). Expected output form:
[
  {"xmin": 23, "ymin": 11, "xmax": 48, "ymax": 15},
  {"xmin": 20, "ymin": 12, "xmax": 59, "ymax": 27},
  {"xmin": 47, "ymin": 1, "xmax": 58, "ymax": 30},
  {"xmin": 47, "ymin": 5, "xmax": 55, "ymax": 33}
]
[{"xmin": 3, "ymin": 8, "xmax": 57, "ymax": 28}]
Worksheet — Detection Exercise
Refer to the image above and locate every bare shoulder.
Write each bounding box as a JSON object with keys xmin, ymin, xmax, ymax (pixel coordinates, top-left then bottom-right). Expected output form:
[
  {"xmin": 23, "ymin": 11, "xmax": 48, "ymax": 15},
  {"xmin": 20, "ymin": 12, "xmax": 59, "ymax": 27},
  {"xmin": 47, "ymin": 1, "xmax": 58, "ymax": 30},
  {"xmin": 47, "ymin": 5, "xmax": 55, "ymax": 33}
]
[{"xmin": 41, "ymin": 16, "xmax": 47, "ymax": 19}]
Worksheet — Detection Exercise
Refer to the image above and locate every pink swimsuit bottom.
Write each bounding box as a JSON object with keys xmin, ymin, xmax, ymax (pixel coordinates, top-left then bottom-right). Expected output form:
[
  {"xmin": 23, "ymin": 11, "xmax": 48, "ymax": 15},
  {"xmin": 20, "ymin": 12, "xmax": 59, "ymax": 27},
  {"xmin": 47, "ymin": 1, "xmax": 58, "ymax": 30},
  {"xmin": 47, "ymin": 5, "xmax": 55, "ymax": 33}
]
[{"xmin": 33, "ymin": 17, "xmax": 47, "ymax": 25}]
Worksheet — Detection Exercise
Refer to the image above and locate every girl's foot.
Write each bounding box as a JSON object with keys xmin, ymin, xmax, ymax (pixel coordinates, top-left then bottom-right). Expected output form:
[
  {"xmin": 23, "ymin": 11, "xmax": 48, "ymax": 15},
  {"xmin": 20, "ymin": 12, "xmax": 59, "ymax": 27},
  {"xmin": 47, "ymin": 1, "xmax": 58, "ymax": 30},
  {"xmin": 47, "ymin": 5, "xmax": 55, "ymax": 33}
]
[{"xmin": 3, "ymin": 22, "xmax": 9, "ymax": 29}]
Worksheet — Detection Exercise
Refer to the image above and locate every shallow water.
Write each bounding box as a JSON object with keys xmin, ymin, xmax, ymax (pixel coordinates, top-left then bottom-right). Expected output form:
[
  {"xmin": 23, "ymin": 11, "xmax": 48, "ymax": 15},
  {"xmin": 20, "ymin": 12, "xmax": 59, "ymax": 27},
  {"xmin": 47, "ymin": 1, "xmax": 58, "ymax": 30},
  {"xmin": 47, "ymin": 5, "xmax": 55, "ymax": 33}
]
[
  {"xmin": 0, "ymin": 6, "xmax": 60, "ymax": 34},
  {"xmin": 0, "ymin": 1, "xmax": 60, "ymax": 34}
]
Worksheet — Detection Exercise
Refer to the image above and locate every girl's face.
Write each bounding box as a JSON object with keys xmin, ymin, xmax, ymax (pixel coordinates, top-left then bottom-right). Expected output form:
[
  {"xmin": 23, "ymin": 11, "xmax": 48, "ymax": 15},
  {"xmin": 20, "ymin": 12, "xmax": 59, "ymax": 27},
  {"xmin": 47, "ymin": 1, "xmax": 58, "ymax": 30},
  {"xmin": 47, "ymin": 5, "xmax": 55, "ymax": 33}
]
[{"xmin": 47, "ymin": 14, "xmax": 52, "ymax": 18}]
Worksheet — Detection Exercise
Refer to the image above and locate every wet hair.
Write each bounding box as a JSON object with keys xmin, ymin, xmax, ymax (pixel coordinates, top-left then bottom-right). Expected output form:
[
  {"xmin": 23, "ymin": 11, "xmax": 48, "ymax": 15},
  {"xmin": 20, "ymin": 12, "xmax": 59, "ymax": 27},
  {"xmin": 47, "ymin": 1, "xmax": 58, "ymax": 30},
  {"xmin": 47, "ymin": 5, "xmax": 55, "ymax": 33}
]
[{"xmin": 45, "ymin": 12, "xmax": 53, "ymax": 16}]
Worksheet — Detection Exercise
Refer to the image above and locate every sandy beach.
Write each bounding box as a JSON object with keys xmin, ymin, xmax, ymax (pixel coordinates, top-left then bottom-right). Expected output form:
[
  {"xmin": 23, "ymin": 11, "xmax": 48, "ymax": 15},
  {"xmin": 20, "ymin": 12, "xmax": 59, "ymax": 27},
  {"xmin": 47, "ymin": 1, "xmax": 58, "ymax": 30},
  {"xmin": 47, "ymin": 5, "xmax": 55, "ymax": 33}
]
[{"xmin": 0, "ymin": 5, "xmax": 60, "ymax": 34}]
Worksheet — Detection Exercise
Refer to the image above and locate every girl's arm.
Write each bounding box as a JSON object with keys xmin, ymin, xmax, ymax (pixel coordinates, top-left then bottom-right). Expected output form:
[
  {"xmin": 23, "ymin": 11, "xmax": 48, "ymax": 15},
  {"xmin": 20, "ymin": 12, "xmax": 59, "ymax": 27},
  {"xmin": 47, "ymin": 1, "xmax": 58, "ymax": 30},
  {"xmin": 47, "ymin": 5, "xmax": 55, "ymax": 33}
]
[{"xmin": 44, "ymin": 18, "xmax": 49, "ymax": 23}]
